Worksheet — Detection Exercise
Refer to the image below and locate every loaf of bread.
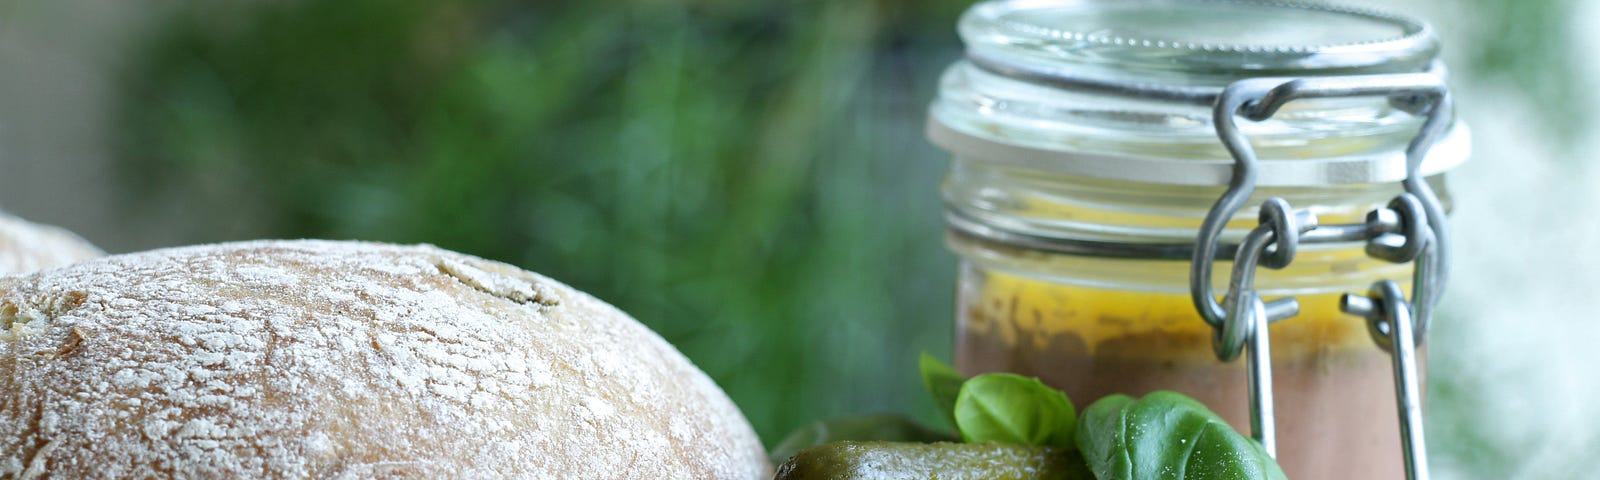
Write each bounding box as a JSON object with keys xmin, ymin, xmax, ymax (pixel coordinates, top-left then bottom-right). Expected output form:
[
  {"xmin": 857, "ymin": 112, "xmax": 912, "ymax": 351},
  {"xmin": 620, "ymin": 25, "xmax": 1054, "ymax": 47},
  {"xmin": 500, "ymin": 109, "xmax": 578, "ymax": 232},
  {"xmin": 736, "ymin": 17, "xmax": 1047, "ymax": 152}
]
[
  {"xmin": 0, "ymin": 240, "xmax": 769, "ymax": 478},
  {"xmin": 0, "ymin": 211, "xmax": 101, "ymax": 274}
]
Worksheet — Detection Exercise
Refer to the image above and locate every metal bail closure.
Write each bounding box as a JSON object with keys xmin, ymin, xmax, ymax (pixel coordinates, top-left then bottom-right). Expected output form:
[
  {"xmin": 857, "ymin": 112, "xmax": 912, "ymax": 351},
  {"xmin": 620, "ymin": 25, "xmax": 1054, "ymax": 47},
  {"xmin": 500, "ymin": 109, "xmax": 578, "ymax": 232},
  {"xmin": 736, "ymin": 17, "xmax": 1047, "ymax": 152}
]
[
  {"xmin": 1190, "ymin": 71, "xmax": 1453, "ymax": 478},
  {"xmin": 1341, "ymin": 282, "xmax": 1431, "ymax": 480}
]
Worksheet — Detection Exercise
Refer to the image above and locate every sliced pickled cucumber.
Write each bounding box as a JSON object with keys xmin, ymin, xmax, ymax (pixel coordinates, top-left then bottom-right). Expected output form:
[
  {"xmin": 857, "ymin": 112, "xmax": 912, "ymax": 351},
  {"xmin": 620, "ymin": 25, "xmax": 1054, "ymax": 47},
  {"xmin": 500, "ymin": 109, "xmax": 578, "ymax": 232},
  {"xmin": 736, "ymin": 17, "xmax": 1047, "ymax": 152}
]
[{"xmin": 773, "ymin": 441, "xmax": 1093, "ymax": 480}]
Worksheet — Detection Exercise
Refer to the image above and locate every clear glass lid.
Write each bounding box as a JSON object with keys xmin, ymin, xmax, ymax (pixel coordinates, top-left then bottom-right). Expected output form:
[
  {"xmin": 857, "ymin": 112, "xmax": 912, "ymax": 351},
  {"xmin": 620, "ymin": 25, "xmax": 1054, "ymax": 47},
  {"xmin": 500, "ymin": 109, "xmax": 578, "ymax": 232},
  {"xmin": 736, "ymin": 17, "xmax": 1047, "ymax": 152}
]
[
  {"xmin": 961, "ymin": 0, "xmax": 1438, "ymax": 85},
  {"xmin": 929, "ymin": 0, "xmax": 1468, "ymax": 187}
]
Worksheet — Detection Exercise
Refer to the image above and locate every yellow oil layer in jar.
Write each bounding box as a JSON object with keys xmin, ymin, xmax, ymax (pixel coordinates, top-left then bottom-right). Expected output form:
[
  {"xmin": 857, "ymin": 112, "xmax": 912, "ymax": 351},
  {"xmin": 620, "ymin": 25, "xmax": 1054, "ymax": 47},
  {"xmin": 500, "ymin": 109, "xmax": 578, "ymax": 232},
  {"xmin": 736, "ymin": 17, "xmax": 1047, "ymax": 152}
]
[{"xmin": 952, "ymin": 233, "xmax": 1413, "ymax": 480}]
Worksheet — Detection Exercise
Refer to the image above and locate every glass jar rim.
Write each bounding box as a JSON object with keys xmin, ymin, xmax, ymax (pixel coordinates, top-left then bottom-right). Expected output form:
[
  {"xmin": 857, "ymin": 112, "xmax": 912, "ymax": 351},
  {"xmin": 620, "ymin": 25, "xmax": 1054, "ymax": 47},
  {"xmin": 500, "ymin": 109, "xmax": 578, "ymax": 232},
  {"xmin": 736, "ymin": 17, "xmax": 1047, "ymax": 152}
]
[{"xmin": 927, "ymin": 113, "xmax": 1471, "ymax": 187}]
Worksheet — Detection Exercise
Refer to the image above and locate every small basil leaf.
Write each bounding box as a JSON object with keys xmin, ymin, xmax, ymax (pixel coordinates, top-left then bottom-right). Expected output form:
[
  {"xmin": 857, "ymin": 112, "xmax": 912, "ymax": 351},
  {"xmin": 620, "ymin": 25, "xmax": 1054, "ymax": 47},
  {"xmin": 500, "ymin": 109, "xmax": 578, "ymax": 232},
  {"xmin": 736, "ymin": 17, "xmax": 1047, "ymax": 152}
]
[
  {"xmin": 919, "ymin": 352, "xmax": 966, "ymax": 428},
  {"xmin": 1076, "ymin": 391, "xmax": 1287, "ymax": 480},
  {"xmin": 953, "ymin": 373, "xmax": 1076, "ymax": 450},
  {"xmin": 767, "ymin": 414, "xmax": 958, "ymax": 464}
]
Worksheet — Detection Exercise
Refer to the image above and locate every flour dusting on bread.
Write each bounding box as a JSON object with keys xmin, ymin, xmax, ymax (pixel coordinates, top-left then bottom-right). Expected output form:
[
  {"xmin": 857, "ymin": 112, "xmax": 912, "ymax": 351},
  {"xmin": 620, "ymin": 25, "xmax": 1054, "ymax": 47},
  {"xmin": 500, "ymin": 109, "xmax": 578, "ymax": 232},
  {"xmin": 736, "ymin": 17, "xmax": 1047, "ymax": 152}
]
[{"xmin": 0, "ymin": 240, "xmax": 768, "ymax": 478}]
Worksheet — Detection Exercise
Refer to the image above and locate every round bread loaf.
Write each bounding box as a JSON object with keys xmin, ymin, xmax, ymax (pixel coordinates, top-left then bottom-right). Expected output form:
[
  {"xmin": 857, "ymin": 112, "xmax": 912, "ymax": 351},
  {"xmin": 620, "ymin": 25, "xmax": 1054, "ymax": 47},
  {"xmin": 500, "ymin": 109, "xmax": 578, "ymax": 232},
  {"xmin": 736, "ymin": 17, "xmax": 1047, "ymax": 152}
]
[
  {"xmin": 0, "ymin": 211, "xmax": 101, "ymax": 274},
  {"xmin": 0, "ymin": 240, "xmax": 769, "ymax": 478}
]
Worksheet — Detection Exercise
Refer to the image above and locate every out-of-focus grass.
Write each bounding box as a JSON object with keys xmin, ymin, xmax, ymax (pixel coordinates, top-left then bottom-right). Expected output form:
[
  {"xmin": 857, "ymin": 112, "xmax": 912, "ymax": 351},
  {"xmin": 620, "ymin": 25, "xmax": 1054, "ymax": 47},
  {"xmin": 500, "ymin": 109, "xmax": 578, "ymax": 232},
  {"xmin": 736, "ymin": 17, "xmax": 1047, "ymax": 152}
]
[{"xmin": 117, "ymin": 0, "xmax": 967, "ymax": 444}]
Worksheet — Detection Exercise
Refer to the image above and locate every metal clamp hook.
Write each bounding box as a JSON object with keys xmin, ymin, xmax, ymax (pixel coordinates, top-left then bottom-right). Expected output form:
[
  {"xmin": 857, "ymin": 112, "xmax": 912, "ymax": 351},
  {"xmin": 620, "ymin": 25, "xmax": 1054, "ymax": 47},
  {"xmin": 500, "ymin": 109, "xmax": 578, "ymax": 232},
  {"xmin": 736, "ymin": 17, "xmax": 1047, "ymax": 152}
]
[
  {"xmin": 1341, "ymin": 281, "xmax": 1432, "ymax": 480},
  {"xmin": 1190, "ymin": 73, "xmax": 1453, "ymax": 335}
]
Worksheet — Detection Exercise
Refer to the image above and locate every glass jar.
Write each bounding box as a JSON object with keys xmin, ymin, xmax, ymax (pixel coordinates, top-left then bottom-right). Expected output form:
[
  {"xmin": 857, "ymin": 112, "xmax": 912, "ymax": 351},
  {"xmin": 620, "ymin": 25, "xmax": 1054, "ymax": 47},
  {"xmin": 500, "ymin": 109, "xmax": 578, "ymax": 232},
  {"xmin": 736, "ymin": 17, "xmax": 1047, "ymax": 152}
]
[{"xmin": 928, "ymin": 1, "xmax": 1468, "ymax": 479}]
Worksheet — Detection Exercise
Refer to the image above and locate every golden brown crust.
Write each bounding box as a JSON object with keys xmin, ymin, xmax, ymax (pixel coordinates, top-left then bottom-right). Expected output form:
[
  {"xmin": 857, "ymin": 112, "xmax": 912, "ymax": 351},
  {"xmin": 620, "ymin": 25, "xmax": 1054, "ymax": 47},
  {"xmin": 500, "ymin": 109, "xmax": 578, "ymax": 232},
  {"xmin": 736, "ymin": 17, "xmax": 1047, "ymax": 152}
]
[{"xmin": 0, "ymin": 240, "xmax": 769, "ymax": 478}]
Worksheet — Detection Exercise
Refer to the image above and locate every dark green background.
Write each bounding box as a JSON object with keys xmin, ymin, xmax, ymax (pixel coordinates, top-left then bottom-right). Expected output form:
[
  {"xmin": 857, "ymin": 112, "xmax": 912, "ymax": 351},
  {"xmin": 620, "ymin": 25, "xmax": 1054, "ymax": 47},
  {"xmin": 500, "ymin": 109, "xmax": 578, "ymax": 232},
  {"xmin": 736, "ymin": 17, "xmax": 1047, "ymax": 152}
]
[{"xmin": 117, "ymin": 0, "xmax": 971, "ymax": 450}]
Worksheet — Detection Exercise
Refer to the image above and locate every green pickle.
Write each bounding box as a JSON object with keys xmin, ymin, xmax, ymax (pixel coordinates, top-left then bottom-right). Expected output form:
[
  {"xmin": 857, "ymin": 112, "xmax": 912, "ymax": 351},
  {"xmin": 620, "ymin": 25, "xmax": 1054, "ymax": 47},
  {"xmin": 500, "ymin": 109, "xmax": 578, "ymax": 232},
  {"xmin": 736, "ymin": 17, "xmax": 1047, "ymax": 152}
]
[{"xmin": 773, "ymin": 441, "xmax": 1093, "ymax": 480}]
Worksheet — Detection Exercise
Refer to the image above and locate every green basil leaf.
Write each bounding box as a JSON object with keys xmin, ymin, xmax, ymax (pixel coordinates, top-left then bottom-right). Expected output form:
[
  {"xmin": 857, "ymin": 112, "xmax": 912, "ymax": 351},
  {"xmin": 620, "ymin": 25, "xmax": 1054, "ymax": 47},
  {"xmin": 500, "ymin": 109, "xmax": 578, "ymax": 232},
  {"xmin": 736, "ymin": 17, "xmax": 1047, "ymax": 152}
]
[
  {"xmin": 767, "ymin": 414, "xmax": 958, "ymax": 464},
  {"xmin": 1076, "ymin": 391, "xmax": 1287, "ymax": 480},
  {"xmin": 953, "ymin": 373, "xmax": 1076, "ymax": 450},
  {"xmin": 919, "ymin": 352, "xmax": 966, "ymax": 428}
]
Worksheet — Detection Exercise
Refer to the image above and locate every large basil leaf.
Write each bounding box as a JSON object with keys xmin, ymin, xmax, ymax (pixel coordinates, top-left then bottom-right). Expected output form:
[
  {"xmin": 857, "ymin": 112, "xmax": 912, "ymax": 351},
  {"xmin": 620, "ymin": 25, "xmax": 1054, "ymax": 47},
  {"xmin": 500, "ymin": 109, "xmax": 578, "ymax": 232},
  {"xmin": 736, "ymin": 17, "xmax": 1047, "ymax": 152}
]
[
  {"xmin": 1076, "ymin": 391, "xmax": 1287, "ymax": 480},
  {"xmin": 919, "ymin": 351, "xmax": 966, "ymax": 428},
  {"xmin": 954, "ymin": 373, "xmax": 1077, "ymax": 450}
]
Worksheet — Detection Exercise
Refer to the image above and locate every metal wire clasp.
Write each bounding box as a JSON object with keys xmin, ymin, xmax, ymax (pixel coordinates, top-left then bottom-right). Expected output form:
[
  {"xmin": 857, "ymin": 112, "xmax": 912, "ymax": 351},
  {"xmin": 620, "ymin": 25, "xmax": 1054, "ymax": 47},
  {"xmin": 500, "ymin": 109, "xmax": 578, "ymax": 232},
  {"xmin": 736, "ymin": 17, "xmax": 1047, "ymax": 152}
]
[{"xmin": 1191, "ymin": 73, "xmax": 1453, "ymax": 480}]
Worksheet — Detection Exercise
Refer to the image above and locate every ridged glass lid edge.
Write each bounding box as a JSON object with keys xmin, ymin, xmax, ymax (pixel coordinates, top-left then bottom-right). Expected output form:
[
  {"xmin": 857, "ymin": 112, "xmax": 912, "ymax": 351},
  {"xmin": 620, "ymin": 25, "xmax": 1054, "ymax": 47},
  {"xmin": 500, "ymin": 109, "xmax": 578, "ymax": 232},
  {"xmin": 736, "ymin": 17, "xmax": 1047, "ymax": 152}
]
[{"xmin": 961, "ymin": 0, "xmax": 1440, "ymax": 78}]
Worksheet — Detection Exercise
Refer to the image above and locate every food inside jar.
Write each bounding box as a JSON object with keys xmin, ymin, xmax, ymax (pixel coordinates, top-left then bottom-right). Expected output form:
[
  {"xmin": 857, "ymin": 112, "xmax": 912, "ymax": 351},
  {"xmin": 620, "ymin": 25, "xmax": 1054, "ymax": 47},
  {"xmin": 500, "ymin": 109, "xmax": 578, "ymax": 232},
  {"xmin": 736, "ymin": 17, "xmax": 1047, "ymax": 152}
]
[{"xmin": 955, "ymin": 265, "xmax": 1416, "ymax": 480}]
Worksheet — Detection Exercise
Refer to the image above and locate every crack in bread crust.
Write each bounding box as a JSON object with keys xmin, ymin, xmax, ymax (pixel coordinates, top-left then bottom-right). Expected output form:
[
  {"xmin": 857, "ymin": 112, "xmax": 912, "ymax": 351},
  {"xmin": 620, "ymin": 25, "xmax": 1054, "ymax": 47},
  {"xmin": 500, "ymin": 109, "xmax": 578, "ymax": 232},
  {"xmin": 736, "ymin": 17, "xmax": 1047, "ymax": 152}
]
[{"xmin": 433, "ymin": 259, "xmax": 559, "ymax": 307}]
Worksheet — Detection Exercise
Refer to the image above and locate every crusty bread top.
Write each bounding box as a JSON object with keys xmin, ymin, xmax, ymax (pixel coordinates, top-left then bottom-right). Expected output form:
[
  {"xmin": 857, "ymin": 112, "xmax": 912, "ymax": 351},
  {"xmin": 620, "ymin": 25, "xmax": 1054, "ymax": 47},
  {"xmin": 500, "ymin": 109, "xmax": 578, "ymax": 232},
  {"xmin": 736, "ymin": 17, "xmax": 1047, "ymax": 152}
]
[
  {"xmin": 0, "ymin": 240, "xmax": 769, "ymax": 478},
  {"xmin": 0, "ymin": 212, "xmax": 101, "ymax": 274}
]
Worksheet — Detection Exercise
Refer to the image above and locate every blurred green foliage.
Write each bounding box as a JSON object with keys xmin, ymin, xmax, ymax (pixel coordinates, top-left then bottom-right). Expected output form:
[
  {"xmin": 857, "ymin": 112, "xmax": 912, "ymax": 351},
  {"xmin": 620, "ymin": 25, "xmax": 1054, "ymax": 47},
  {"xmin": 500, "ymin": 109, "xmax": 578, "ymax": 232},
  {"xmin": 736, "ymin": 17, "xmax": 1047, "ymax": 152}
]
[
  {"xmin": 1457, "ymin": 0, "xmax": 1588, "ymax": 151},
  {"xmin": 117, "ymin": 0, "xmax": 969, "ymax": 445},
  {"xmin": 1427, "ymin": 2, "xmax": 1593, "ymax": 477}
]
